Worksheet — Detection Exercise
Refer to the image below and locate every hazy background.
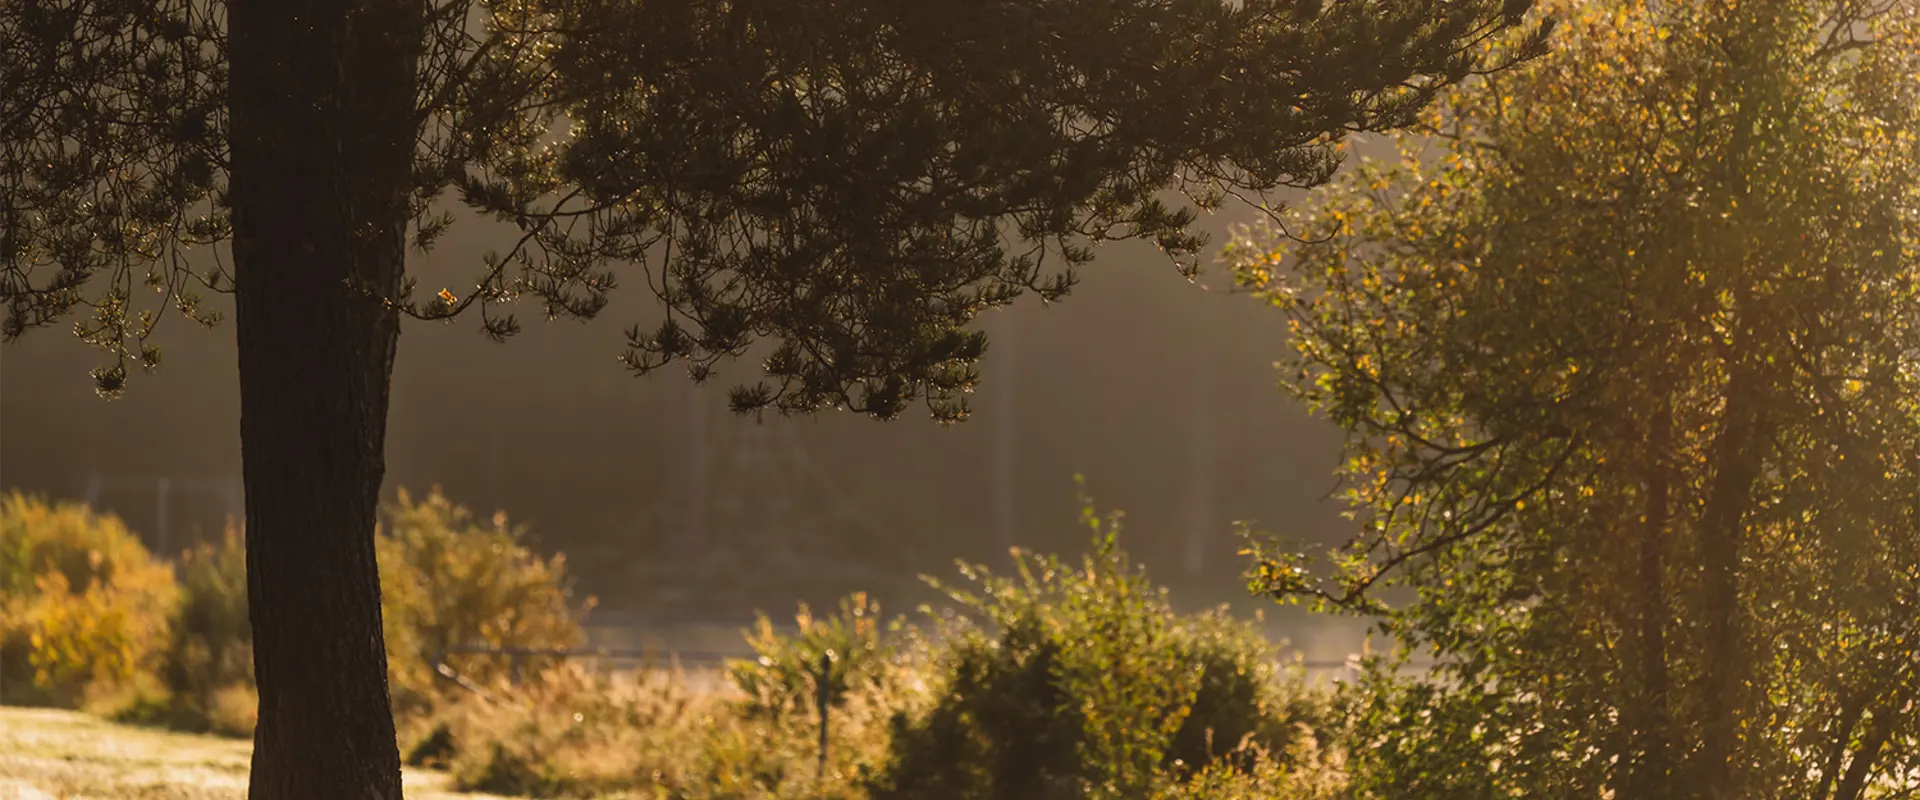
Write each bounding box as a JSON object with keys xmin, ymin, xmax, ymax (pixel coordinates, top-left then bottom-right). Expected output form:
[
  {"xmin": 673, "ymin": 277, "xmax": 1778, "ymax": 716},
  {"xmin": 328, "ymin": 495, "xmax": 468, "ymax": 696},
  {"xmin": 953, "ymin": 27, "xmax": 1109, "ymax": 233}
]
[{"xmin": 0, "ymin": 148, "xmax": 1400, "ymax": 654}]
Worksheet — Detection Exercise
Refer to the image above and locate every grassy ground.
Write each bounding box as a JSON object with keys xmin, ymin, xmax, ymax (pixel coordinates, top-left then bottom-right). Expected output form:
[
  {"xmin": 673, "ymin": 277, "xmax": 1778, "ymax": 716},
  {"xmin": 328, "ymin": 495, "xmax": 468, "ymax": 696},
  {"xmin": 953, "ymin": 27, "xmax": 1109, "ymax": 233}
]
[{"xmin": 0, "ymin": 706, "xmax": 505, "ymax": 800}]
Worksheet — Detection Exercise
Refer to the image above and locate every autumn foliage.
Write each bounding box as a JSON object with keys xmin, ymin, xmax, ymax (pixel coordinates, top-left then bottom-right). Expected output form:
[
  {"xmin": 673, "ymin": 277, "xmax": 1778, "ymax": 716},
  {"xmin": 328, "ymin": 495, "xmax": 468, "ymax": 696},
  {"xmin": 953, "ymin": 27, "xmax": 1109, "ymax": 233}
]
[
  {"xmin": 0, "ymin": 487, "xmax": 593, "ymax": 737},
  {"xmin": 0, "ymin": 492, "xmax": 177, "ymax": 710}
]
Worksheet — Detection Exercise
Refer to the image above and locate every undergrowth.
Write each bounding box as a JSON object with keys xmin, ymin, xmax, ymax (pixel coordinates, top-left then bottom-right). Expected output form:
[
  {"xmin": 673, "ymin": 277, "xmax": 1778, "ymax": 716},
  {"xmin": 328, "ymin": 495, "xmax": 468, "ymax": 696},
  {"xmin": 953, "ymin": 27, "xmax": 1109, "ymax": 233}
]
[{"xmin": 4, "ymin": 486, "xmax": 1350, "ymax": 799}]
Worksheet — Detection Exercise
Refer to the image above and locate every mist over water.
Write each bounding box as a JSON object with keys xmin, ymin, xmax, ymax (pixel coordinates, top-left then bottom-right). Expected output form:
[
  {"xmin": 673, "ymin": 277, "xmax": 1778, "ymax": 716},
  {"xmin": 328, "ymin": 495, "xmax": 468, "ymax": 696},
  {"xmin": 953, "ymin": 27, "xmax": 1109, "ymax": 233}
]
[{"xmin": 0, "ymin": 160, "xmax": 1411, "ymax": 666}]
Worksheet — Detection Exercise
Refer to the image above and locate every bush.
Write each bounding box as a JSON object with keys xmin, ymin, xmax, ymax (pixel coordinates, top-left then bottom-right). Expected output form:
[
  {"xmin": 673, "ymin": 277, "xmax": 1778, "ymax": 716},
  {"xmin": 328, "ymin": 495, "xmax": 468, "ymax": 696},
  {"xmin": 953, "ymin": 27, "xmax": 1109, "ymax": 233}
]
[
  {"xmin": 151, "ymin": 487, "xmax": 598, "ymax": 725},
  {"xmin": 377, "ymin": 486, "xmax": 598, "ymax": 715},
  {"xmin": 1150, "ymin": 741, "xmax": 1347, "ymax": 800},
  {"xmin": 731, "ymin": 592, "xmax": 909, "ymax": 722},
  {"xmin": 0, "ymin": 486, "xmax": 594, "ymax": 737},
  {"xmin": 719, "ymin": 593, "xmax": 929, "ymax": 797},
  {"xmin": 416, "ymin": 658, "xmax": 904, "ymax": 800},
  {"xmin": 434, "ymin": 664, "xmax": 654, "ymax": 797},
  {"xmin": 412, "ymin": 598, "xmax": 915, "ymax": 799},
  {"xmin": 419, "ymin": 663, "xmax": 721, "ymax": 798},
  {"xmin": 161, "ymin": 523, "xmax": 255, "ymax": 734},
  {"xmin": 0, "ymin": 491, "xmax": 178, "ymax": 709},
  {"xmin": 869, "ymin": 494, "xmax": 1334, "ymax": 800},
  {"xmin": 1167, "ymin": 611, "xmax": 1334, "ymax": 776},
  {"xmin": 204, "ymin": 682, "xmax": 260, "ymax": 737}
]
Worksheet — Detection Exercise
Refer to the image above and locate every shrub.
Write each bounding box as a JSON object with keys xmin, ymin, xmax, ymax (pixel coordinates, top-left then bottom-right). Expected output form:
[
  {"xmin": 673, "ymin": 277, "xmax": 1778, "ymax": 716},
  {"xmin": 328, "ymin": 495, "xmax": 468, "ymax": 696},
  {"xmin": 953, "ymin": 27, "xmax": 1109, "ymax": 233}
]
[
  {"xmin": 414, "ymin": 598, "xmax": 922, "ymax": 799},
  {"xmin": 0, "ymin": 491, "xmax": 178, "ymax": 708},
  {"xmin": 731, "ymin": 592, "xmax": 909, "ymax": 722},
  {"xmin": 420, "ymin": 659, "xmax": 903, "ymax": 800},
  {"xmin": 377, "ymin": 486, "xmax": 597, "ymax": 715},
  {"xmin": 205, "ymin": 682, "xmax": 260, "ymax": 738},
  {"xmin": 689, "ymin": 697, "xmax": 903, "ymax": 800},
  {"xmin": 161, "ymin": 522, "xmax": 255, "ymax": 734},
  {"xmin": 96, "ymin": 669, "xmax": 176, "ymax": 725},
  {"xmin": 149, "ymin": 489, "xmax": 593, "ymax": 727},
  {"xmin": 1150, "ymin": 740, "xmax": 1347, "ymax": 800},
  {"xmin": 1167, "ymin": 611, "xmax": 1334, "ymax": 775},
  {"xmin": 424, "ymin": 663, "xmax": 717, "ymax": 798},
  {"xmin": 869, "ymin": 493, "xmax": 1334, "ymax": 800},
  {"xmin": 719, "ymin": 594, "xmax": 930, "ymax": 797}
]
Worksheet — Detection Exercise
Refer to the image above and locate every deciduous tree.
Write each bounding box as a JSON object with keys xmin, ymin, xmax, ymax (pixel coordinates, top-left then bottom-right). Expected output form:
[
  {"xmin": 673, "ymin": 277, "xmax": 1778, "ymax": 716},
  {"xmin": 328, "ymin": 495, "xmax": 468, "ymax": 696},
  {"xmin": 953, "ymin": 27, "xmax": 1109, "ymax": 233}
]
[{"xmin": 1229, "ymin": 0, "xmax": 1920, "ymax": 796}]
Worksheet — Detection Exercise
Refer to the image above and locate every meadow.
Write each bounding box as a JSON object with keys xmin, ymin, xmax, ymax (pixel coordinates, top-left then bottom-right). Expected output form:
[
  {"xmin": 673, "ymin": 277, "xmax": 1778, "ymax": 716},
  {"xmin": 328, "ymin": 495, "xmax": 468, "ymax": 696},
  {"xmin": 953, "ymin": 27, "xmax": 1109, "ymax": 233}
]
[{"xmin": 0, "ymin": 705, "xmax": 501, "ymax": 800}]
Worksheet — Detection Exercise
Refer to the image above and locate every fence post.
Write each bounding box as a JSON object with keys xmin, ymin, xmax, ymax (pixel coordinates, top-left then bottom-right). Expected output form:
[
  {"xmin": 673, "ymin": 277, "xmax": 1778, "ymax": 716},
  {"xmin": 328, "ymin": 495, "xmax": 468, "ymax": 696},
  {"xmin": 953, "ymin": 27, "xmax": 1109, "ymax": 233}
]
[{"xmin": 816, "ymin": 650, "xmax": 833, "ymax": 784}]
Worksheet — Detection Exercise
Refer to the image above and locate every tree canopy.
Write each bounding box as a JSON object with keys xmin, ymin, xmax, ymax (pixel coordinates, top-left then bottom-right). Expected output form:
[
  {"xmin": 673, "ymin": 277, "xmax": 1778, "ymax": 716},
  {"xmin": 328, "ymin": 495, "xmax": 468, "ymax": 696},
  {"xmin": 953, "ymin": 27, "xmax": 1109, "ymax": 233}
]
[
  {"xmin": 1229, "ymin": 0, "xmax": 1920, "ymax": 796},
  {"xmin": 4, "ymin": 0, "xmax": 1550, "ymax": 420}
]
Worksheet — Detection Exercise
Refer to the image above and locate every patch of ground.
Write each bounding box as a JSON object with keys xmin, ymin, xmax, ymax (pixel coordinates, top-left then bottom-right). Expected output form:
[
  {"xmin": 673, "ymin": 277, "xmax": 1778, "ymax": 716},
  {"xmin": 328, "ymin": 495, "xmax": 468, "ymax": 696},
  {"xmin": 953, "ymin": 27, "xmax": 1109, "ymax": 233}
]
[{"xmin": 0, "ymin": 706, "xmax": 503, "ymax": 800}]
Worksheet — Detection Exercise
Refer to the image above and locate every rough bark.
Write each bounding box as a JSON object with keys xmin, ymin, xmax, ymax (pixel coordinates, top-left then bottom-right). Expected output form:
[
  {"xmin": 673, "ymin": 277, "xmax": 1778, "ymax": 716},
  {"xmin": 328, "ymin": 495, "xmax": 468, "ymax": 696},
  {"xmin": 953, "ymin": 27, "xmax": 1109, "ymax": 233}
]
[{"xmin": 228, "ymin": 0, "xmax": 420, "ymax": 796}]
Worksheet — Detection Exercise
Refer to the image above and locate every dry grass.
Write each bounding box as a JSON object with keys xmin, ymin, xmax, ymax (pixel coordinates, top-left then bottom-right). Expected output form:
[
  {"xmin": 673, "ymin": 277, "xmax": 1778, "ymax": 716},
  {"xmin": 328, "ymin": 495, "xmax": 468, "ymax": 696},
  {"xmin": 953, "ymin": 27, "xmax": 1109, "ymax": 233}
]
[{"xmin": 0, "ymin": 706, "xmax": 506, "ymax": 800}]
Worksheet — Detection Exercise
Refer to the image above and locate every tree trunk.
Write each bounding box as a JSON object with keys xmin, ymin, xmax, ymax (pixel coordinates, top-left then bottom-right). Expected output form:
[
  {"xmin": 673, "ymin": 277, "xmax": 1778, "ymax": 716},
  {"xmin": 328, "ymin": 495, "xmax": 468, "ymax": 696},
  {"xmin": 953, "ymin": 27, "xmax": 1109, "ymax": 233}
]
[
  {"xmin": 228, "ymin": 0, "xmax": 420, "ymax": 796},
  {"xmin": 1833, "ymin": 700, "xmax": 1898, "ymax": 800},
  {"xmin": 1693, "ymin": 357, "xmax": 1766, "ymax": 800},
  {"xmin": 1814, "ymin": 693, "xmax": 1867, "ymax": 800},
  {"xmin": 1694, "ymin": 11, "xmax": 1773, "ymax": 790},
  {"xmin": 1627, "ymin": 389, "xmax": 1674, "ymax": 798}
]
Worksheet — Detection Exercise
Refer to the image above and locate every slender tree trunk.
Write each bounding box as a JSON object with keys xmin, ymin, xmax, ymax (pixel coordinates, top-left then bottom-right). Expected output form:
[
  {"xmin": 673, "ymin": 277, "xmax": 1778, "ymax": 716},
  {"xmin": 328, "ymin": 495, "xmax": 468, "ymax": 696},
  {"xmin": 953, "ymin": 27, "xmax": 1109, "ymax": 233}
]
[
  {"xmin": 1833, "ymin": 700, "xmax": 1899, "ymax": 800},
  {"xmin": 228, "ymin": 0, "xmax": 420, "ymax": 796},
  {"xmin": 1627, "ymin": 389, "xmax": 1674, "ymax": 798},
  {"xmin": 1830, "ymin": 673, "xmax": 1917, "ymax": 800},
  {"xmin": 1814, "ymin": 693, "xmax": 1867, "ymax": 800},
  {"xmin": 1694, "ymin": 8, "xmax": 1775, "ymax": 789},
  {"xmin": 1693, "ymin": 357, "xmax": 1766, "ymax": 800}
]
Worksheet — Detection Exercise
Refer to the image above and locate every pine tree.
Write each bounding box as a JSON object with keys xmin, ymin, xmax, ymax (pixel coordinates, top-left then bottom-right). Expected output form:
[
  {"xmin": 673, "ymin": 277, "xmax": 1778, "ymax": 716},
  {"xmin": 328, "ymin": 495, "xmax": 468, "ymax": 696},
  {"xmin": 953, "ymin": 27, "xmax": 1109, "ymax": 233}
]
[{"xmin": 2, "ymin": 0, "xmax": 1550, "ymax": 795}]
